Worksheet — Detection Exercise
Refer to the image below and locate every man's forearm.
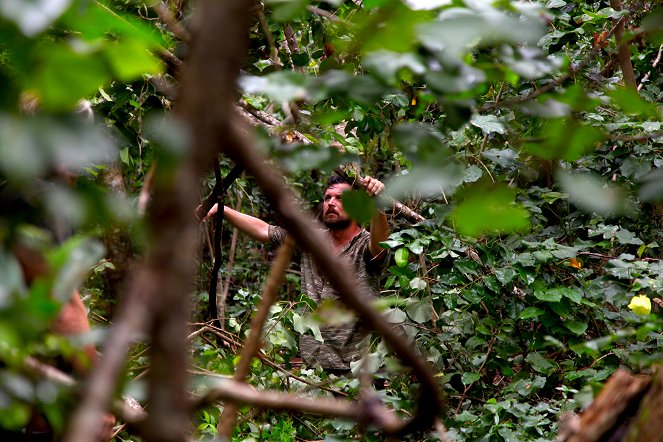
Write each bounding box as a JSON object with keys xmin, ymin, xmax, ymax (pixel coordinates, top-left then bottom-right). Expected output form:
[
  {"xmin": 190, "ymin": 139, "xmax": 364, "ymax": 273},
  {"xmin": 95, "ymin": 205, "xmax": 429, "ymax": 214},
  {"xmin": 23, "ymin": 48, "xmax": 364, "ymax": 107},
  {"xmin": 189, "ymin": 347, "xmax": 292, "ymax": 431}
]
[{"xmin": 219, "ymin": 206, "xmax": 271, "ymax": 243}]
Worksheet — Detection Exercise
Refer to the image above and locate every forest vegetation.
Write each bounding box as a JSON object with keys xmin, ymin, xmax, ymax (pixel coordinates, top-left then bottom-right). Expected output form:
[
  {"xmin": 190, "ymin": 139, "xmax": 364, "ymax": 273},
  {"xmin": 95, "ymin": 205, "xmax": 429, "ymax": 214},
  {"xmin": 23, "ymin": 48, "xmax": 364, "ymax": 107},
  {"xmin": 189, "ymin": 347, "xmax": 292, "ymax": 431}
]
[{"xmin": 1, "ymin": 0, "xmax": 663, "ymax": 440}]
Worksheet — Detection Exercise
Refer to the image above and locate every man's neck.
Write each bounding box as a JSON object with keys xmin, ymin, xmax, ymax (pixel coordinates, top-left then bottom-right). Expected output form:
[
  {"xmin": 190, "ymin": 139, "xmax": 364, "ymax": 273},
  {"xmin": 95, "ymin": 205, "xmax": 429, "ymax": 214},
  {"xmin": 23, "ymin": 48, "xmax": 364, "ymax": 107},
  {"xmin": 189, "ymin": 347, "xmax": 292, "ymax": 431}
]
[{"xmin": 328, "ymin": 223, "xmax": 362, "ymax": 252}]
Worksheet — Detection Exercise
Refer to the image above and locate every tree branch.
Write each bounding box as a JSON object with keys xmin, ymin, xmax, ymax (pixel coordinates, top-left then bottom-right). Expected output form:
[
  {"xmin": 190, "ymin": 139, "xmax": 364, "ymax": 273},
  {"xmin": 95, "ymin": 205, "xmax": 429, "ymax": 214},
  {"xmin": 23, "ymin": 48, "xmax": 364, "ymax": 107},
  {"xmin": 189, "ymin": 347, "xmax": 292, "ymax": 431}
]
[
  {"xmin": 610, "ymin": 0, "xmax": 637, "ymax": 90},
  {"xmin": 193, "ymin": 379, "xmax": 402, "ymax": 433},
  {"xmin": 221, "ymin": 117, "xmax": 443, "ymax": 437},
  {"xmin": 217, "ymin": 239, "xmax": 294, "ymax": 437}
]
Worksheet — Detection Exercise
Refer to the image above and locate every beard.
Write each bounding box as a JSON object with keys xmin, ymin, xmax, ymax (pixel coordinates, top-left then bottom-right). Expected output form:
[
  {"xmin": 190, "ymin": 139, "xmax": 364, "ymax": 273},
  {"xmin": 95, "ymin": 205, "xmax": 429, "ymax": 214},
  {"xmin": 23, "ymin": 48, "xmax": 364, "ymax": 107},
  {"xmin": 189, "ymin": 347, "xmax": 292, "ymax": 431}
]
[{"xmin": 323, "ymin": 216, "xmax": 352, "ymax": 231}]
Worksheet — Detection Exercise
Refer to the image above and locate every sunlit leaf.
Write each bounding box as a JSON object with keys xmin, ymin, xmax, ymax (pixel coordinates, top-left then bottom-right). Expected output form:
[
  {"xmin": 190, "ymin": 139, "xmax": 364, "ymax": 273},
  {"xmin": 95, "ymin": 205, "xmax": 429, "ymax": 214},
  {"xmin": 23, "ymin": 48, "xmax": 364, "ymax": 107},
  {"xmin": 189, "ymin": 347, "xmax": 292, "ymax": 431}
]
[
  {"xmin": 609, "ymin": 87, "xmax": 660, "ymax": 119},
  {"xmin": 395, "ymin": 248, "xmax": 409, "ymax": 267},
  {"xmin": 470, "ymin": 114, "xmax": 506, "ymax": 135}
]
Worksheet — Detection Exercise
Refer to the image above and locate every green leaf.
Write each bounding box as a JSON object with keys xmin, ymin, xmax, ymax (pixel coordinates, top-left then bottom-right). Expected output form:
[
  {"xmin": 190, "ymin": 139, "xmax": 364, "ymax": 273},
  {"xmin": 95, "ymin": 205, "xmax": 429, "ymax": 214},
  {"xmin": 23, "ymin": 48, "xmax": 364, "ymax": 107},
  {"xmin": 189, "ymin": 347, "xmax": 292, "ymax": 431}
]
[
  {"xmin": 461, "ymin": 372, "xmax": 481, "ymax": 385},
  {"xmin": 265, "ymin": 0, "xmax": 310, "ymax": 21},
  {"xmin": 519, "ymin": 307, "xmax": 544, "ymax": 319},
  {"xmin": 525, "ymin": 352, "xmax": 555, "ymax": 375},
  {"xmin": 28, "ymin": 43, "xmax": 111, "ymax": 111},
  {"xmin": 341, "ymin": 189, "xmax": 376, "ymax": 226},
  {"xmin": 463, "ymin": 165, "xmax": 483, "ymax": 183},
  {"xmin": 104, "ymin": 39, "xmax": 163, "ymax": 81},
  {"xmin": 564, "ymin": 320, "xmax": 588, "ymax": 335},
  {"xmin": 526, "ymin": 119, "xmax": 604, "ymax": 161},
  {"xmin": 609, "ymin": 87, "xmax": 660, "ymax": 119},
  {"xmin": 470, "ymin": 114, "xmax": 506, "ymax": 135},
  {"xmin": 533, "ymin": 288, "xmax": 563, "ymax": 302},
  {"xmin": 451, "ymin": 184, "xmax": 530, "ymax": 237},
  {"xmin": 395, "ymin": 248, "xmax": 409, "ymax": 267},
  {"xmin": 405, "ymin": 300, "xmax": 431, "ymax": 322}
]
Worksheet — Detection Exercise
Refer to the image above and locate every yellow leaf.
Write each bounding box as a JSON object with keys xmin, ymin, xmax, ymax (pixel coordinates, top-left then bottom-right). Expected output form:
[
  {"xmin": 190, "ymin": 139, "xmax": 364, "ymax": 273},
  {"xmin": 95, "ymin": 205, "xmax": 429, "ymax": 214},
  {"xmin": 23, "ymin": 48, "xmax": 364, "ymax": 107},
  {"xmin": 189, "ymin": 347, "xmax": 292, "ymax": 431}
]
[{"xmin": 628, "ymin": 295, "xmax": 651, "ymax": 315}]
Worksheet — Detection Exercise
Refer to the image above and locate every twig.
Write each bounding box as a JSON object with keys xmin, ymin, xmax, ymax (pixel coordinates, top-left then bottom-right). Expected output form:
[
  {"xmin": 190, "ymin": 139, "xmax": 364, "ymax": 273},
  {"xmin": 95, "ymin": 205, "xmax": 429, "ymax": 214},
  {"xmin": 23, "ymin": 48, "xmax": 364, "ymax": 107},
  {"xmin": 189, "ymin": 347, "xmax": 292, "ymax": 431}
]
[
  {"xmin": 22, "ymin": 357, "xmax": 146, "ymax": 425},
  {"xmin": 137, "ymin": 164, "xmax": 156, "ymax": 217},
  {"xmin": 256, "ymin": 1, "xmax": 280, "ymax": 67},
  {"xmin": 454, "ymin": 335, "xmax": 495, "ymax": 415},
  {"xmin": 217, "ymin": 239, "xmax": 294, "ymax": 438},
  {"xmin": 307, "ymin": 6, "xmax": 350, "ymax": 25},
  {"xmin": 219, "ymin": 191, "xmax": 243, "ymax": 328},
  {"xmin": 153, "ymin": 2, "xmax": 191, "ymax": 42},
  {"xmin": 479, "ymin": 20, "xmax": 624, "ymax": 113},
  {"xmin": 209, "ymin": 158, "xmax": 225, "ymax": 321},
  {"xmin": 191, "ymin": 322, "xmax": 348, "ymax": 397},
  {"xmin": 638, "ymin": 44, "xmax": 663, "ymax": 92}
]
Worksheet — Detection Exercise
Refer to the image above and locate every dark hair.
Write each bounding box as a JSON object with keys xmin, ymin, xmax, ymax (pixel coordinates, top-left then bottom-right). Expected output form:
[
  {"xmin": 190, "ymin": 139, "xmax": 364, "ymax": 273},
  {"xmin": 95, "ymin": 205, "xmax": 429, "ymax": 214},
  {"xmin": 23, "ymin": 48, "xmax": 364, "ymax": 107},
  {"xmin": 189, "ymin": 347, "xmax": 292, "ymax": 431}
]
[{"xmin": 325, "ymin": 175, "xmax": 348, "ymax": 190}]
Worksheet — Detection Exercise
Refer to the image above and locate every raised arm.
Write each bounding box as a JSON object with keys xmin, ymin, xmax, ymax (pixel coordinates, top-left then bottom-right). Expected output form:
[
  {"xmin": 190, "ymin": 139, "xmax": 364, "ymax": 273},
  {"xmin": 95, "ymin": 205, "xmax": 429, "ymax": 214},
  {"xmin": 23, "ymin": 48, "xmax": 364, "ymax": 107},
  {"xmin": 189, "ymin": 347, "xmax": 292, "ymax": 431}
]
[
  {"xmin": 362, "ymin": 176, "xmax": 389, "ymax": 258},
  {"xmin": 203, "ymin": 203, "xmax": 271, "ymax": 243}
]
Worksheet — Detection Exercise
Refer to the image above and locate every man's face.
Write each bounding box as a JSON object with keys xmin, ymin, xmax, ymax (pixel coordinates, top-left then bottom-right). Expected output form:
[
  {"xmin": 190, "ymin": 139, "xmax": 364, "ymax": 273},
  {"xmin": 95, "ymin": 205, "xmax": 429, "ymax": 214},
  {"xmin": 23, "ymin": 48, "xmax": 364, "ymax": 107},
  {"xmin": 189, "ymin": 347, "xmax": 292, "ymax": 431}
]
[{"xmin": 322, "ymin": 183, "xmax": 352, "ymax": 230}]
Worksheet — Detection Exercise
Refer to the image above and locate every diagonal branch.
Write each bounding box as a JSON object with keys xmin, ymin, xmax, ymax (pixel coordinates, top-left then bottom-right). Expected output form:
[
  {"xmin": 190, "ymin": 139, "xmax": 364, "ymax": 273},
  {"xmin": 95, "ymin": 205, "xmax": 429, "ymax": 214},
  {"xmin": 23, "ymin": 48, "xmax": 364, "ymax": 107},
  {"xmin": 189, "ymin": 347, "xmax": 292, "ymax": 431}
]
[
  {"xmin": 221, "ymin": 118, "xmax": 443, "ymax": 437},
  {"xmin": 217, "ymin": 239, "xmax": 294, "ymax": 437}
]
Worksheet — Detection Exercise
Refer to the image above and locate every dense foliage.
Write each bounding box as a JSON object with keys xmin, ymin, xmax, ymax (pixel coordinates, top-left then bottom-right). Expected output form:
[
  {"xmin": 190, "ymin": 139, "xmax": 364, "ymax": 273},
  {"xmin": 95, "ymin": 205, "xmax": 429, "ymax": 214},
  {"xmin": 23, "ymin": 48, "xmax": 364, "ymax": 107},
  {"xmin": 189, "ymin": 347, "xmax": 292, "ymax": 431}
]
[{"xmin": 1, "ymin": 0, "xmax": 663, "ymax": 440}]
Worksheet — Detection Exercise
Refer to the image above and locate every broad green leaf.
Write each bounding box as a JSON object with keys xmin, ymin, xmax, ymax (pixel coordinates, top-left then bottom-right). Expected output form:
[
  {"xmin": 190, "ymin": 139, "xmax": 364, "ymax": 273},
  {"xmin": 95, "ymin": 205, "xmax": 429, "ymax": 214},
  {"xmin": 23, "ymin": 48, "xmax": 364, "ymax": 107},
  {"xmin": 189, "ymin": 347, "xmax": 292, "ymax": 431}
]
[
  {"xmin": 265, "ymin": 0, "xmax": 309, "ymax": 21},
  {"xmin": 609, "ymin": 87, "xmax": 660, "ymax": 119},
  {"xmin": 451, "ymin": 185, "xmax": 530, "ymax": 237},
  {"xmin": 525, "ymin": 352, "xmax": 555, "ymax": 375},
  {"xmin": 461, "ymin": 372, "xmax": 481, "ymax": 385},
  {"xmin": 408, "ymin": 277, "xmax": 427, "ymax": 291},
  {"xmin": 383, "ymin": 307, "xmax": 407, "ymax": 323},
  {"xmin": 104, "ymin": 39, "xmax": 163, "ymax": 81},
  {"xmin": 341, "ymin": 189, "xmax": 376, "ymax": 226},
  {"xmin": 463, "ymin": 165, "xmax": 483, "ymax": 183},
  {"xmin": 533, "ymin": 288, "xmax": 563, "ymax": 302},
  {"xmin": 526, "ymin": 119, "xmax": 604, "ymax": 161},
  {"xmin": 638, "ymin": 168, "xmax": 663, "ymax": 202},
  {"xmin": 519, "ymin": 307, "xmax": 544, "ymax": 319},
  {"xmin": 395, "ymin": 248, "xmax": 409, "ymax": 267},
  {"xmin": 386, "ymin": 165, "xmax": 464, "ymax": 200},
  {"xmin": 470, "ymin": 114, "xmax": 506, "ymax": 135},
  {"xmin": 28, "ymin": 43, "xmax": 110, "ymax": 110},
  {"xmin": 556, "ymin": 170, "xmax": 623, "ymax": 216},
  {"xmin": 564, "ymin": 320, "xmax": 588, "ymax": 335},
  {"xmin": 416, "ymin": 6, "xmax": 543, "ymax": 63},
  {"xmin": 405, "ymin": 300, "xmax": 431, "ymax": 322}
]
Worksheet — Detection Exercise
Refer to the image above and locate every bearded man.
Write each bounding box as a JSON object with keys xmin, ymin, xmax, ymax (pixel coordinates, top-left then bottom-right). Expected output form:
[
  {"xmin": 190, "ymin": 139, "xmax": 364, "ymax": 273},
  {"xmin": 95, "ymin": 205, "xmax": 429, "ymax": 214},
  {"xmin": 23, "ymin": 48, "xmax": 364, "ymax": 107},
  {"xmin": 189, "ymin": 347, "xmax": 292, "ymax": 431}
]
[{"xmin": 202, "ymin": 175, "xmax": 389, "ymax": 373}]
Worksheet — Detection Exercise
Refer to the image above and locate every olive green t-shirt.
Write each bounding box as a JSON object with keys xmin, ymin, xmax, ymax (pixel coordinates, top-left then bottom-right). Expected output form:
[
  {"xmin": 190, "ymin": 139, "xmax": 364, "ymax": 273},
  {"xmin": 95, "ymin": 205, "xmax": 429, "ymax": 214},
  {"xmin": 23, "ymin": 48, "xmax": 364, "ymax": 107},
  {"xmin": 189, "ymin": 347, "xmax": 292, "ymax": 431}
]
[{"xmin": 269, "ymin": 225, "xmax": 387, "ymax": 371}]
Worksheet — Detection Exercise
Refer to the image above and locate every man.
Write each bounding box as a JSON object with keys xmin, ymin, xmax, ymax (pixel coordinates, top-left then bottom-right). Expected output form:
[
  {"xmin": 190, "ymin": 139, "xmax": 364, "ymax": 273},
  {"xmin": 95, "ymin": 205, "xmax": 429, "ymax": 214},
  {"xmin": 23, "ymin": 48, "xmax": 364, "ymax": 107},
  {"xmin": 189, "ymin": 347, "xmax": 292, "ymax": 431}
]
[{"xmin": 202, "ymin": 175, "xmax": 389, "ymax": 372}]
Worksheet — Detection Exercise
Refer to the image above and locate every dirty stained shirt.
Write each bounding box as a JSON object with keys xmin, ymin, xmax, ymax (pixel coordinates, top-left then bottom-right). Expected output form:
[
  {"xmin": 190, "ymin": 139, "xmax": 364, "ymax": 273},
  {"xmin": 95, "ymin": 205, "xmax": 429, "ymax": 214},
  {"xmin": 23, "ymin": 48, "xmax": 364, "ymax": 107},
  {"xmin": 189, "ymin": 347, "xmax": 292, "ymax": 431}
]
[{"xmin": 269, "ymin": 225, "xmax": 387, "ymax": 371}]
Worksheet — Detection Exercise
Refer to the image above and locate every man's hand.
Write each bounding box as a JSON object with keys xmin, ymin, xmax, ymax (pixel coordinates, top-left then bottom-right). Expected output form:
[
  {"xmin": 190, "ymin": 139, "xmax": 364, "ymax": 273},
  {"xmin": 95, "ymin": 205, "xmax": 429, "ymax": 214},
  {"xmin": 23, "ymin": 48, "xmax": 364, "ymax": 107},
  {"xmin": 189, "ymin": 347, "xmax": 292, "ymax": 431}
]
[
  {"xmin": 196, "ymin": 203, "xmax": 219, "ymax": 222},
  {"xmin": 361, "ymin": 176, "xmax": 385, "ymax": 198}
]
